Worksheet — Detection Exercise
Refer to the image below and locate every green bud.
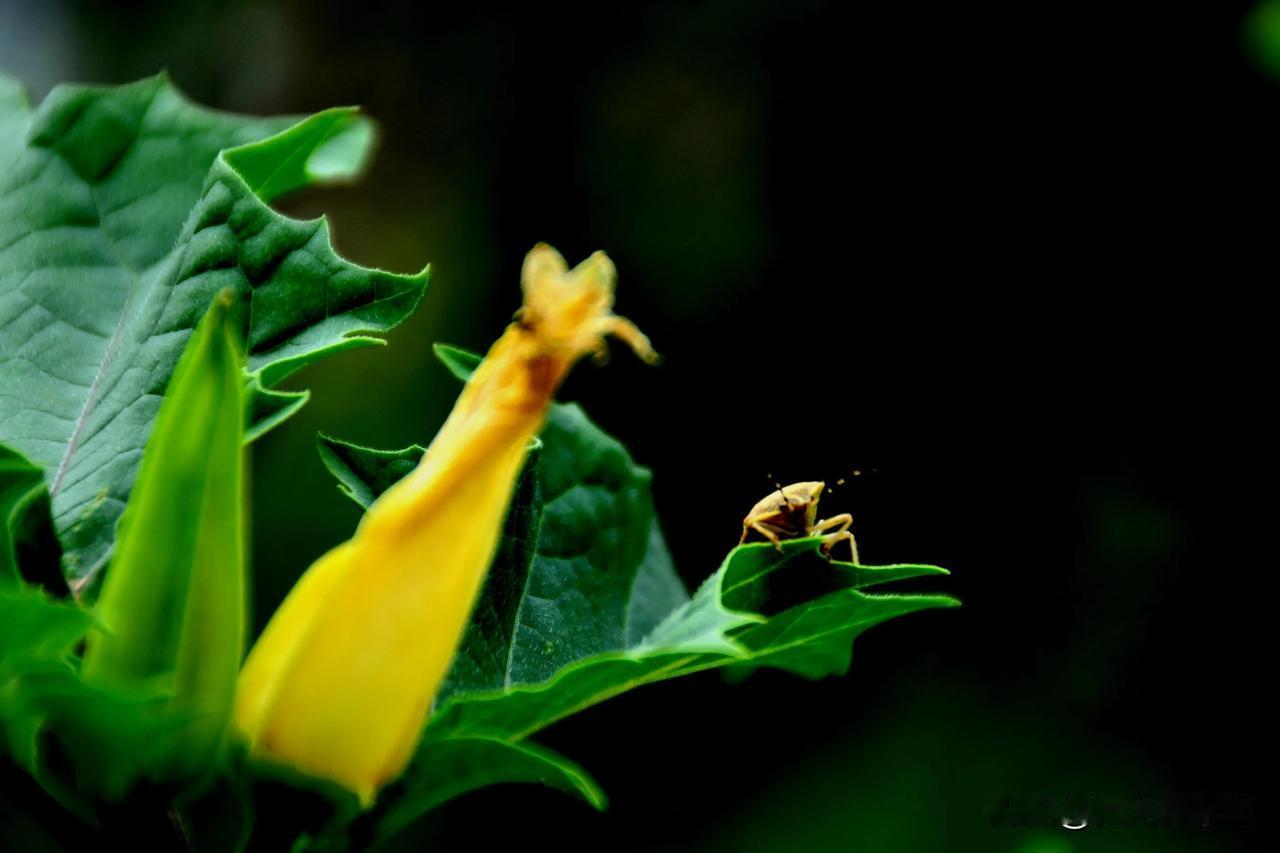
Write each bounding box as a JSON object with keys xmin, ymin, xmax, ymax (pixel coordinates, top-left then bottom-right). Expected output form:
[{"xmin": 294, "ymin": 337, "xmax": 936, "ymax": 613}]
[{"xmin": 74, "ymin": 290, "xmax": 246, "ymax": 797}]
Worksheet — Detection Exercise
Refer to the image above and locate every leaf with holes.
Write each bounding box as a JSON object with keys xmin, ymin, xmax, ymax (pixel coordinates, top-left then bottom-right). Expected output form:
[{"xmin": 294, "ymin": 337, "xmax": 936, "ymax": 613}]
[{"xmin": 0, "ymin": 72, "xmax": 429, "ymax": 583}]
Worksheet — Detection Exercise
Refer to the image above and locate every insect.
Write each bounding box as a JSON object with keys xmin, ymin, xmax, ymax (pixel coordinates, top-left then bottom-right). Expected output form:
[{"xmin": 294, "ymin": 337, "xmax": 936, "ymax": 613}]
[{"xmin": 738, "ymin": 481, "xmax": 859, "ymax": 563}]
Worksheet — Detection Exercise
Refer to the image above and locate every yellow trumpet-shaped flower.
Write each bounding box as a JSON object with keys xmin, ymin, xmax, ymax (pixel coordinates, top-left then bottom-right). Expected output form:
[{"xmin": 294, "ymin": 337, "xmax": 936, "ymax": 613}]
[{"xmin": 234, "ymin": 244, "xmax": 656, "ymax": 804}]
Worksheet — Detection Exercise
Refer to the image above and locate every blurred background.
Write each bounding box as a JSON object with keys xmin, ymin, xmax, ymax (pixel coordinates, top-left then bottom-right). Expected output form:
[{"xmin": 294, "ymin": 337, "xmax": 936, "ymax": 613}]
[{"xmin": 1, "ymin": 1, "xmax": 1271, "ymax": 850}]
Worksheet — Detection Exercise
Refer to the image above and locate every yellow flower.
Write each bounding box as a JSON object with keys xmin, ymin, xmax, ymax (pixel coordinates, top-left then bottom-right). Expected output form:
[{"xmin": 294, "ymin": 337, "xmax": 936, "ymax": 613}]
[{"xmin": 233, "ymin": 244, "xmax": 656, "ymax": 804}]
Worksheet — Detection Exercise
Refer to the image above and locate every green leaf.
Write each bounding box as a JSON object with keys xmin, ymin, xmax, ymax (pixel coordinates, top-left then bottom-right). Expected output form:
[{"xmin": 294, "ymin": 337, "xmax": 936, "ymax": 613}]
[
  {"xmin": 318, "ymin": 345, "xmax": 953, "ymax": 840},
  {"xmin": 0, "ymin": 585, "xmax": 93, "ymax": 788},
  {"xmin": 318, "ymin": 398, "xmax": 690, "ymax": 699},
  {"xmin": 316, "ymin": 435, "xmax": 428, "ymax": 512},
  {"xmin": 0, "ymin": 443, "xmax": 90, "ymax": 780},
  {"xmin": 2, "ymin": 296, "xmax": 253, "ymax": 812},
  {"xmin": 0, "ymin": 444, "xmax": 62, "ymax": 590},
  {"xmin": 371, "ymin": 738, "xmax": 604, "ymax": 846},
  {"xmin": 0, "ymin": 458, "xmax": 92, "ymax": 807},
  {"xmin": 0, "ymin": 73, "xmax": 429, "ymax": 582},
  {"xmin": 424, "ymin": 542, "xmax": 954, "ymax": 742},
  {"xmin": 173, "ymin": 771, "xmax": 254, "ymax": 853},
  {"xmin": 431, "ymin": 342, "xmax": 481, "ymax": 382}
]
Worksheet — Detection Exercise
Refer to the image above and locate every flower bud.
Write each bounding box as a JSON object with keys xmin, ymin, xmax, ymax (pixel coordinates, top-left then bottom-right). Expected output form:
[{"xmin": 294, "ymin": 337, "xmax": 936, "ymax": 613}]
[
  {"xmin": 234, "ymin": 245, "xmax": 655, "ymax": 804},
  {"xmin": 76, "ymin": 291, "xmax": 246, "ymax": 797}
]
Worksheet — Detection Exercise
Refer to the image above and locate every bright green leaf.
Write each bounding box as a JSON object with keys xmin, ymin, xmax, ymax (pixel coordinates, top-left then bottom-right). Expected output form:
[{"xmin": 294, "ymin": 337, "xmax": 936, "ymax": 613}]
[{"xmin": 0, "ymin": 72, "xmax": 429, "ymax": 582}]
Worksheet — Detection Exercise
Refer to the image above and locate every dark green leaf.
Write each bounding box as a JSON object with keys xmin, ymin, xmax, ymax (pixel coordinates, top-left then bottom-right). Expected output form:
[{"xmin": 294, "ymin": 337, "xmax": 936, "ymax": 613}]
[
  {"xmin": 316, "ymin": 435, "xmax": 427, "ymax": 512},
  {"xmin": 318, "ymin": 397, "xmax": 689, "ymax": 699},
  {"xmin": 430, "ymin": 342, "xmax": 481, "ymax": 382},
  {"xmin": 0, "ymin": 444, "xmax": 89, "ymax": 781},
  {"xmin": 0, "ymin": 444, "xmax": 63, "ymax": 591},
  {"xmin": 371, "ymin": 738, "xmax": 604, "ymax": 847},
  {"xmin": 0, "ymin": 72, "xmax": 429, "ymax": 581},
  {"xmin": 0, "ymin": 588, "xmax": 92, "ymax": 805},
  {"xmin": 173, "ymin": 771, "xmax": 254, "ymax": 853},
  {"xmin": 423, "ymin": 541, "xmax": 954, "ymax": 743}
]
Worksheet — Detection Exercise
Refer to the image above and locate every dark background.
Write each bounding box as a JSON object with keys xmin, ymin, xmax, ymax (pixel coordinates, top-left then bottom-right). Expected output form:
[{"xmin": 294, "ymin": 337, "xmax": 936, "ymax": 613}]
[{"xmin": 1, "ymin": 1, "xmax": 1271, "ymax": 850}]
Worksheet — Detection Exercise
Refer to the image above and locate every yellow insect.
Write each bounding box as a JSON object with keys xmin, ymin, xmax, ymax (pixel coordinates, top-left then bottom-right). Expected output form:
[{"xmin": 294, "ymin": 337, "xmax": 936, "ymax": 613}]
[{"xmin": 738, "ymin": 481, "xmax": 859, "ymax": 563}]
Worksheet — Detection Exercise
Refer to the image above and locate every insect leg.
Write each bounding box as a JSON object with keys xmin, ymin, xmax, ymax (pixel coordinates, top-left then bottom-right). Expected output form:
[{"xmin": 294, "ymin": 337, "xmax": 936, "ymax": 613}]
[
  {"xmin": 811, "ymin": 513, "xmax": 858, "ymax": 563},
  {"xmin": 820, "ymin": 532, "xmax": 859, "ymax": 564},
  {"xmin": 746, "ymin": 520, "xmax": 790, "ymax": 552}
]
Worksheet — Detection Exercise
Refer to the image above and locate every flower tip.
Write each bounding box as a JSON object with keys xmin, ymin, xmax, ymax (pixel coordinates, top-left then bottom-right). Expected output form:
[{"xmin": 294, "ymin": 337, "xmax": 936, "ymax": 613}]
[
  {"xmin": 518, "ymin": 243, "xmax": 658, "ymax": 368},
  {"xmin": 522, "ymin": 243, "xmax": 569, "ymax": 293}
]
